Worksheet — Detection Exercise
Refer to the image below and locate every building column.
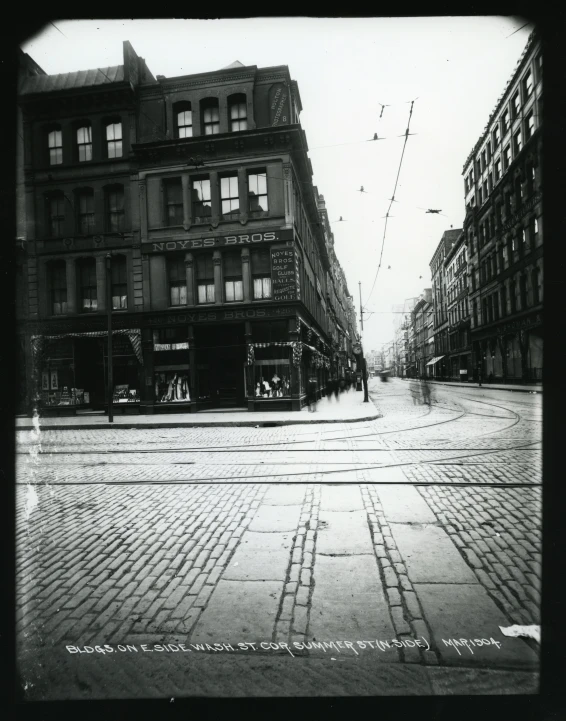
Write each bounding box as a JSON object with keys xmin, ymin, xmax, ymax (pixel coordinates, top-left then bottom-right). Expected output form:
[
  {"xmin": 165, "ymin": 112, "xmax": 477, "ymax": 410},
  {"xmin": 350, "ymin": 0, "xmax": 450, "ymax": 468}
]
[
  {"xmin": 213, "ymin": 249, "xmax": 222, "ymax": 305},
  {"xmin": 238, "ymin": 167, "xmax": 248, "ymax": 222},
  {"xmin": 210, "ymin": 170, "xmax": 220, "ymax": 225},
  {"xmin": 241, "ymin": 247, "xmax": 251, "ymax": 302},
  {"xmin": 218, "ymin": 95, "xmax": 229, "ymax": 134},
  {"xmin": 139, "ymin": 179, "xmax": 148, "ymax": 242},
  {"xmin": 66, "ymin": 257, "xmax": 77, "ymax": 314},
  {"xmin": 140, "ymin": 330, "xmax": 155, "ymax": 411},
  {"xmin": 182, "ymin": 174, "xmax": 192, "ymax": 229},
  {"xmin": 96, "ymin": 255, "xmax": 107, "ymax": 312},
  {"xmin": 185, "ymin": 252, "xmax": 195, "ymax": 307},
  {"xmin": 188, "ymin": 324, "xmax": 197, "ymax": 411}
]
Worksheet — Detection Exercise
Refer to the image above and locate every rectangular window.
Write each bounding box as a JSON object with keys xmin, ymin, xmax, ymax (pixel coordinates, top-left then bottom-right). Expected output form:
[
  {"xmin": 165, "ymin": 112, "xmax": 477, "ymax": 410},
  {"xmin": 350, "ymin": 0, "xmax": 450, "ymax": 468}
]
[
  {"xmin": 525, "ymin": 111, "xmax": 535, "ymax": 140},
  {"xmin": 107, "ymin": 187, "xmax": 125, "ymax": 232},
  {"xmin": 196, "ymin": 253, "xmax": 215, "ymax": 304},
  {"xmin": 79, "ymin": 260, "xmax": 97, "ymax": 312},
  {"xmin": 203, "ymin": 103, "xmax": 220, "ymax": 135},
  {"xmin": 164, "ymin": 179, "xmax": 184, "ymax": 225},
  {"xmin": 111, "ymin": 256, "xmax": 128, "ymax": 310},
  {"xmin": 512, "ymin": 92, "xmax": 521, "ymax": 119},
  {"xmin": 248, "ymin": 172, "xmax": 268, "ymax": 213},
  {"xmin": 220, "ymin": 175, "xmax": 239, "ymax": 217},
  {"xmin": 48, "ymin": 194, "xmax": 65, "ymax": 237},
  {"xmin": 106, "ymin": 122, "xmax": 123, "ymax": 158},
  {"xmin": 230, "ymin": 100, "xmax": 248, "ymax": 132},
  {"xmin": 50, "ymin": 262, "xmax": 67, "ymax": 315},
  {"xmin": 513, "ymin": 129, "xmax": 522, "ymax": 155},
  {"xmin": 504, "ymin": 144, "xmax": 512, "ymax": 169},
  {"xmin": 168, "ymin": 257, "xmax": 187, "ymax": 307},
  {"xmin": 494, "ymin": 158, "xmax": 501, "ymax": 182},
  {"xmin": 500, "ymin": 286, "xmax": 507, "ymax": 316},
  {"xmin": 486, "ymin": 141, "xmax": 492, "ymax": 161},
  {"xmin": 77, "ymin": 191, "xmax": 95, "ymax": 235},
  {"xmin": 535, "ymin": 53, "xmax": 542, "ymax": 81},
  {"xmin": 177, "ymin": 109, "xmax": 192, "ymax": 138},
  {"xmin": 223, "ymin": 251, "xmax": 243, "ymax": 302},
  {"xmin": 493, "ymin": 125, "xmax": 500, "ymax": 147},
  {"xmin": 251, "ymin": 248, "xmax": 271, "ymax": 299},
  {"xmin": 77, "ymin": 126, "xmax": 92, "ymax": 162},
  {"xmin": 192, "ymin": 179, "xmax": 212, "ymax": 219},
  {"xmin": 523, "ymin": 69, "xmax": 533, "ymax": 98},
  {"xmin": 48, "ymin": 129, "xmax": 63, "ymax": 165},
  {"xmin": 502, "ymin": 110, "xmax": 510, "ymax": 134},
  {"xmin": 510, "ymin": 280, "xmax": 517, "ymax": 313},
  {"xmin": 481, "ymin": 150, "xmax": 487, "ymax": 170}
]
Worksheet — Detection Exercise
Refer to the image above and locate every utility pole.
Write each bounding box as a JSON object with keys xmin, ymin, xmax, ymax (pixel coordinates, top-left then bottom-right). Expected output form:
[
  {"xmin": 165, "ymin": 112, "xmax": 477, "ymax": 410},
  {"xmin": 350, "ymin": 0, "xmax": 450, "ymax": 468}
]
[
  {"xmin": 355, "ymin": 281, "xmax": 369, "ymax": 403},
  {"xmin": 106, "ymin": 253, "xmax": 114, "ymax": 423}
]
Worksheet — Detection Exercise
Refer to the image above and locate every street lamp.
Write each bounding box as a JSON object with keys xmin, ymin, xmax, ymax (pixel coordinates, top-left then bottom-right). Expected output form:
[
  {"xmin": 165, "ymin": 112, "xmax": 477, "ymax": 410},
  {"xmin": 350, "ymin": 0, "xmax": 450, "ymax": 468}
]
[{"xmin": 105, "ymin": 253, "xmax": 113, "ymax": 423}]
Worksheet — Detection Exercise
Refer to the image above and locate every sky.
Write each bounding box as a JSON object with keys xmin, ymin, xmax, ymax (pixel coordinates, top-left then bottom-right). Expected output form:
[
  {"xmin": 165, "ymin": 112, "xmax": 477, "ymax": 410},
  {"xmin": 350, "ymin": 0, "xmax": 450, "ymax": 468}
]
[{"xmin": 20, "ymin": 17, "xmax": 535, "ymax": 352}]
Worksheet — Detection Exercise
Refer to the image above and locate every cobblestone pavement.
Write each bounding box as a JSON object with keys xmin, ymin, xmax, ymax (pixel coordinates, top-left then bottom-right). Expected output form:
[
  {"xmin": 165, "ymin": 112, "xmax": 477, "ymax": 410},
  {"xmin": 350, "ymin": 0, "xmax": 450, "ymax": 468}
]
[{"xmin": 16, "ymin": 379, "xmax": 542, "ymax": 699}]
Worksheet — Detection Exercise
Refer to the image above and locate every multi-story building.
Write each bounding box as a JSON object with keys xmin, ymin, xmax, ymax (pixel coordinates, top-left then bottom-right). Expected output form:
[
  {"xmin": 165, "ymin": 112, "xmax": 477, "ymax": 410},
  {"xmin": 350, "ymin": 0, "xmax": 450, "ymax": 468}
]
[
  {"xmin": 445, "ymin": 231, "xmax": 472, "ymax": 380},
  {"xmin": 17, "ymin": 42, "xmax": 357, "ymax": 416},
  {"xmin": 412, "ymin": 289, "xmax": 432, "ymax": 378},
  {"xmin": 397, "ymin": 297, "xmax": 418, "ymax": 378},
  {"xmin": 428, "ymin": 229, "xmax": 461, "ymax": 379},
  {"xmin": 463, "ymin": 31, "xmax": 542, "ymax": 384}
]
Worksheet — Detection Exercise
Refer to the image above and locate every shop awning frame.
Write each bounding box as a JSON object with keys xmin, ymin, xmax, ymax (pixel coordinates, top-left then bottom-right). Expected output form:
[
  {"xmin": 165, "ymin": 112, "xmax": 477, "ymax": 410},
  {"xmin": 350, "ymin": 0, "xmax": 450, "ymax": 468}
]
[
  {"xmin": 31, "ymin": 329, "xmax": 143, "ymax": 364},
  {"xmin": 426, "ymin": 355, "xmax": 445, "ymax": 366}
]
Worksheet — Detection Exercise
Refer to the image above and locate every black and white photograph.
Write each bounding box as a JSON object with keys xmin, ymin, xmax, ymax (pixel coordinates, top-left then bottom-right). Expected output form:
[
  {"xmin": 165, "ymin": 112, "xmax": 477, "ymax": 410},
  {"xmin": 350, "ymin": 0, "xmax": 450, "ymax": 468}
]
[{"xmin": 14, "ymin": 16, "xmax": 548, "ymax": 702}]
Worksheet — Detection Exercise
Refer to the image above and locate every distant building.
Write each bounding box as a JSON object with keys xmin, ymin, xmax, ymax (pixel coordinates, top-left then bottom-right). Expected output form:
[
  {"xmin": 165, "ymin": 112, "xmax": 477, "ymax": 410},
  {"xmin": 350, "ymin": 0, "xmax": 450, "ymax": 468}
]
[
  {"xmin": 411, "ymin": 289, "xmax": 432, "ymax": 378},
  {"xmin": 445, "ymin": 231, "xmax": 472, "ymax": 380},
  {"xmin": 463, "ymin": 30, "xmax": 542, "ymax": 384}
]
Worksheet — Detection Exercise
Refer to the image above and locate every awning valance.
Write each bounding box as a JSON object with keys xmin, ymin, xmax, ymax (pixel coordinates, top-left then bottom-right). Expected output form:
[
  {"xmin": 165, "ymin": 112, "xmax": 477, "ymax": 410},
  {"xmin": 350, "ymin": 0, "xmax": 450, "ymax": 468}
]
[
  {"xmin": 426, "ymin": 355, "xmax": 445, "ymax": 366},
  {"xmin": 31, "ymin": 329, "xmax": 143, "ymax": 364}
]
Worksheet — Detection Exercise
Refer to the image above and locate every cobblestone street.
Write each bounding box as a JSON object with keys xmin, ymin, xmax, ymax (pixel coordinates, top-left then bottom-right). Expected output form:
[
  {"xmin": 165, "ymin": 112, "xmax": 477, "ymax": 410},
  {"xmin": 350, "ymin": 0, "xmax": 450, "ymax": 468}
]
[{"xmin": 15, "ymin": 379, "xmax": 542, "ymax": 698}]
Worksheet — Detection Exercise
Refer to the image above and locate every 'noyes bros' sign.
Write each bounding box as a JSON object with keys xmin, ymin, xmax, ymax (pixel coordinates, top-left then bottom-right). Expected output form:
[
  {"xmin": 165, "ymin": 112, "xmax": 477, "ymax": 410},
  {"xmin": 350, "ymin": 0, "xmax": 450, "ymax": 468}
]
[{"xmin": 141, "ymin": 228, "xmax": 293, "ymax": 254}]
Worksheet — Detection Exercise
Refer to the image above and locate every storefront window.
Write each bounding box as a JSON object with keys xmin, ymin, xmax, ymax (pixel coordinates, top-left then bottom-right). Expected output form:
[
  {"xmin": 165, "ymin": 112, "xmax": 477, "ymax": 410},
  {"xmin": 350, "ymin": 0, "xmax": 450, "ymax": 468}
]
[
  {"xmin": 153, "ymin": 327, "xmax": 191, "ymax": 403},
  {"xmin": 253, "ymin": 353, "xmax": 291, "ymax": 398},
  {"xmin": 105, "ymin": 334, "xmax": 140, "ymax": 403},
  {"xmin": 40, "ymin": 338, "xmax": 81, "ymax": 406}
]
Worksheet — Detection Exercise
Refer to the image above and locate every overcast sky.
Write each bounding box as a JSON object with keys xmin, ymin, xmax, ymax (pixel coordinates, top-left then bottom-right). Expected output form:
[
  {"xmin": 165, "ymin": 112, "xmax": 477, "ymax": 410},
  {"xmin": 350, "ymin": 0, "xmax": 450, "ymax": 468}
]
[{"xmin": 21, "ymin": 17, "xmax": 535, "ymax": 352}]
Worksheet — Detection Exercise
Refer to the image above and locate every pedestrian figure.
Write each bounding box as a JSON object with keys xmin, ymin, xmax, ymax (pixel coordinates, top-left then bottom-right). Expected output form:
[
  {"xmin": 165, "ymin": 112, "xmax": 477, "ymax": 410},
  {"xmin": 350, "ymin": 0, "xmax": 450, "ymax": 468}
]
[
  {"xmin": 326, "ymin": 378, "xmax": 333, "ymax": 402},
  {"xmin": 339, "ymin": 377, "xmax": 346, "ymax": 394},
  {"xmin": 307, "ymin": 378, "xmax": 318, "ymax": 412},
  {"xmin": 420, "ymin": 377, "xmax": 431, "ymax": 406},
  {"xmin": 410, "ymin": 380, "xmax": 422, "ymax": 405}
]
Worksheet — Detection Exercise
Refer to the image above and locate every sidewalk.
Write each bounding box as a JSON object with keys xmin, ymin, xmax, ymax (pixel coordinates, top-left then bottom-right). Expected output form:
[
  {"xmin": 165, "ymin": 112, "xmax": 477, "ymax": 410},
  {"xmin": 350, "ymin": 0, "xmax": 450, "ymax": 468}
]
[
  {"xmin": 15, "ymin": 388, "xmax": 379, "ymax": 431},
  {"xmin": 402, "ymin": 379, "xmax": 542, "ymax": 394}
]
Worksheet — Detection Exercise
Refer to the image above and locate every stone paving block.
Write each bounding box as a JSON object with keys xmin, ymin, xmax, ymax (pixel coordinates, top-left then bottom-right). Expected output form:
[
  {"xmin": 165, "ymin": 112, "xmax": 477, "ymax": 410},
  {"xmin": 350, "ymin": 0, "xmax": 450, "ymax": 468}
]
[
  {"xmin": 308, "ymin": 555, "xmax": 396, "ymax": 655},
  {"xmin": 316, "ymin": 510, "xmax": 373, "ymax": 555},
  {"xmin": 319, "ymin": 485, "xmax": 364, "ymax": 512},
  {"xmin": 191, "ymin": 579, "xmax": 283, "ymax": 645},
  {"xmin": 248, "ymin": 505, "xmax": 302, "ymax": 533},
  {"xmin": 262, "ymin": 486, "xmax": 306, "ymax": 506},
  {"xmin": 390, "ymin": 524, "xmax": 479, "ymax": 584},
  {"xmin": 376, "ymin": 486, "xmax": 437, "ymax": 524},
  {"xmin": 415, "ymin": 583, "xmax": 539, "ymax": 668},
  {"xmin": 222, "ymin": 532, "xmax": 294, "ymax": 582}
]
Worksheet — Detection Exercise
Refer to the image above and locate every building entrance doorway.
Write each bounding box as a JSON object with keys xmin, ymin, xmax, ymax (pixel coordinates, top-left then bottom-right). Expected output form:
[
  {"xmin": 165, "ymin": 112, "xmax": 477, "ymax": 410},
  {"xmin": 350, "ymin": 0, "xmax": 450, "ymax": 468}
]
[
  {"xmin": 195, "ymin": 323, "xmax": 246, "ymax": 408},
  {"xmin": 74, "ymin": 337, "xmax": 106, "ymax": 408}
]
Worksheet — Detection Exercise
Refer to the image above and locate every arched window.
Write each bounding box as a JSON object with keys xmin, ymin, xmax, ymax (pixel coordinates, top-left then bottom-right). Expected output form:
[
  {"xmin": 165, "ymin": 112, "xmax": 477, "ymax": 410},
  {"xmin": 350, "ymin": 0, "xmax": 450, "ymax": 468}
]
[
  {"xmin": 47, "ymin": 126, "xmax": 63, "ymax": 165},
  {"xmin": 105, "ymin": 185, "xmax": 125, "ymax": 232},
  {"xmin": 105, "ymin": 119, "xmax": 123, "ymax": 158},
  {"xmin": 48, "ymin": 260, "xmax": 67, "ymax": 315},
  {"xmin": 77, "ymin": 258, "xmax": 97, "ymax": 312},
  {"xmin": 174, "ymin": 101, "xmax": 193, "ymax": 138},
  {"xmin": 201, "ymin": 98, "xmax": 220, "ymax": 135},
  {"xmin": 46, "ymin": 191, "xmax": 65, "ymax": 237},
  {"xmin": 76, "ymin": 188, "xmax": 95, "ymax": 235},
  {"xmin": 111, "ymin": 255, "xmax": 128, "ymax": 310},
  {"xmin": 228, "ymin": 94, "xmax": 247, "ymax": 132},
  {"xmin": 76, "ymin": 124, "xmax": 92, "ymax": 162}
]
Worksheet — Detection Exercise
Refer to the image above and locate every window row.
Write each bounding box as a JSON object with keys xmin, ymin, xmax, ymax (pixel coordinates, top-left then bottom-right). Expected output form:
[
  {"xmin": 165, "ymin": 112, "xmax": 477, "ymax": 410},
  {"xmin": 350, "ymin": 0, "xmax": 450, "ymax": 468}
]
[
  {"xmin": 448, "ymin": 298, "xmax": 469, "ymax": 328},
  {"xmin": 162, "ymin": 171, "xmax": 268, "ymax": 225},
  {"xmin": 173, "ymin": 94, "xmax": 248, "ymax": 138},
  {"xmin": 474, "ymin": 270, "xmax": 541, "ymax": 328},
  {"xmin": 48, "ymin": 256, "xmax": 127, "ymax": 316},
  {"xmin": 47, "ymin": 120, "xmax": 123, "ymax": 166},
  {"xmin": 45, "ymin": 185, "xmax": 126, "ymax": 237},
  {"xmin": 475, "ymin": 217, "xmax": 539, "ymax": 287},
  {"xmin": 167, "ymin": 249, "xmax": 272, "ymax": 307}
]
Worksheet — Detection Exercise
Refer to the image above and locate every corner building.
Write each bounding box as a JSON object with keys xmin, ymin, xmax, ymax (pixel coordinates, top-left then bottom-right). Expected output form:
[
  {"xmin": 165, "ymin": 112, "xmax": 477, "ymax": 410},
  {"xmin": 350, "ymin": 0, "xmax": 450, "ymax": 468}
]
[
  {"xmin": 463, "ymin": 31, "xmax": 542, "ymax": 384},
  {"xmin": 17, "ymin": 44, "xmax": 357, "ymax": 415}
]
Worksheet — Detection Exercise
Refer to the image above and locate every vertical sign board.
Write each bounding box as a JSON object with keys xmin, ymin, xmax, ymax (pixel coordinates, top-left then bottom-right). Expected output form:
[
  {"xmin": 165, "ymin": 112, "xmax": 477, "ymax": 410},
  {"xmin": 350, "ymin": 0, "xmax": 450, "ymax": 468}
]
[
  {"xmin": 269, "ymin": 83, "xmax": 291, "ymax": 127},
  {"xmin": 271, "ymin": 248, "xmax": 297, "ymax": 301}
]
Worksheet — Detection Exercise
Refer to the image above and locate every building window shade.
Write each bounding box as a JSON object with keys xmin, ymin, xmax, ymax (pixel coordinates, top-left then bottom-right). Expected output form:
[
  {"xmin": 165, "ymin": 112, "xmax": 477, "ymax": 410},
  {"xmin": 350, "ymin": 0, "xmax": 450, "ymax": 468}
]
[
  {"xmin": 107, "ymin": 186, "xmax": 125, "ymax": 232},
  {"xmin": 48, "ymin": 193, "xmax": 65, "ymax": 237},
  {"xmin": 223, "ymin": 251, "xmax": 243, "ymax": 302},
  {"xmin": 48, "ymin": 128, "xmax": 63, "ymax": 165},
  {"xmin": 248, "ymin": 172, "xmax": 268, "ymax": 213},
  {"xmin": 49, "ymin": 261, "xmax": 67, "ymax": 315},
  {"xmin": 196, "ymin": 253, "xmax": 214, "ymax": 304},
  {"xmin": 220, "ymin": 176, "xmax": 239, "ymax": 217},
  {"xmin": 168, "ymin": 257, "xmax": 187, "ymax": 307},
  {"xmin": 78, "ymin": 259, "xmax": 97, "ymax": 312},
  {"xmin": 192, "ymin": 179, "xmax": 212, "ymax": 219},
  {"xmin": 175, "ymin": 103, "xmax": 193, "ymax": 138},
  {"xmin": 77, "ymin": 126, "xmax": 92, "ymax": 162},
  {"xmin": 164, "ymin": 179, "xmax": 184, "ymax": 225},
  {"xmin": 77, "ymin": 190, "xmax": 95, "ymax": 235},
  {"xmin": 202, "ymin": 99, "xmax": 220, "ymax": 135},
  {"xmin": 106, "ymin": 121, "xmax": 123, "ymax": 158},
  {"xmin": 229, "ymin": 95, "xmax": 247, "ymax": 132}
]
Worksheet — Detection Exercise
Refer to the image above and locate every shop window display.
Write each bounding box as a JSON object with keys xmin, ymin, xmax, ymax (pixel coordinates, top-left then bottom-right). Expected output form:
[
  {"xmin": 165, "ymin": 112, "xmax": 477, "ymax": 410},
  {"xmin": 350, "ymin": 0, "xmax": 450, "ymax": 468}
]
[
  {"xmin": 254, "ymin": 360, "xmax": 291, "ymax": 398},
  {"xmin": 153, "ymin": 328, "xmax": 191, "ymax": 403}
]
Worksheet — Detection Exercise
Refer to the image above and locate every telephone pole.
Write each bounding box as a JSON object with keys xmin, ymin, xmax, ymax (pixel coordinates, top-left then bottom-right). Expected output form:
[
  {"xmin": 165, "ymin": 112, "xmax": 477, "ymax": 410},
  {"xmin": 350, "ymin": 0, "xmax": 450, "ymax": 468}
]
[{"xmin": 356, "ymin": 281, "xmax": 369, "ymax": 403}]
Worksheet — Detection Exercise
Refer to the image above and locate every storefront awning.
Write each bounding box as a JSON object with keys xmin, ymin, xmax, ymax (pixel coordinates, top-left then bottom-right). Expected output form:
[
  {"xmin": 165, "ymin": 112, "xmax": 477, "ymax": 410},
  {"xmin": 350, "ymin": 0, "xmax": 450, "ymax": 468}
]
[
  {"xmin": 426, "ymin": 355, "xmax": 445, "ymax": 366},
  {"xmin": 31, "ymin": 329, "xmax": 143, "ymax": 364}
]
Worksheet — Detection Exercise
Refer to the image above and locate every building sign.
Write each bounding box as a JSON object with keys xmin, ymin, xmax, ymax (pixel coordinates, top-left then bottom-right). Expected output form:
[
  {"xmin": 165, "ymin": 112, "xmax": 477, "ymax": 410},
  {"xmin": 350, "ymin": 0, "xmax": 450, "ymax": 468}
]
[
  {"xmin": 502, "ymin": 191, "xmax": 542, "ymax": 233},
  {"xmin": 142, "ymin": 228, "xmax": 294, "ymax": 255},
  {"xmin": 154, "ymin": 342, "xmax": 189, "ymax": 351},
  {"xmin": 271, "ymin": 248, "xmax": 297, "ymax": 302},
  {"xmin": 497, "ymin": 313, "xmax": 542, "ymax": 336},
  {"xmin": 147, "ymin": 307, "xmax": 295, "ymax": 326},
  {"xmin": 269, "ymin": 83, "xmax": 290, "ymax": 127}
]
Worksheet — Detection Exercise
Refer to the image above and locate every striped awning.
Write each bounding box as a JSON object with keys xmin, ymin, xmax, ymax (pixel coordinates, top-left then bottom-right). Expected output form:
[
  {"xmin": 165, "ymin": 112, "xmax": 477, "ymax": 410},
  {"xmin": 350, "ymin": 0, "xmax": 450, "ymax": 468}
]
[{"xmin": 426, "ymin": 355, "xmax": 445, "ymax": 366}]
